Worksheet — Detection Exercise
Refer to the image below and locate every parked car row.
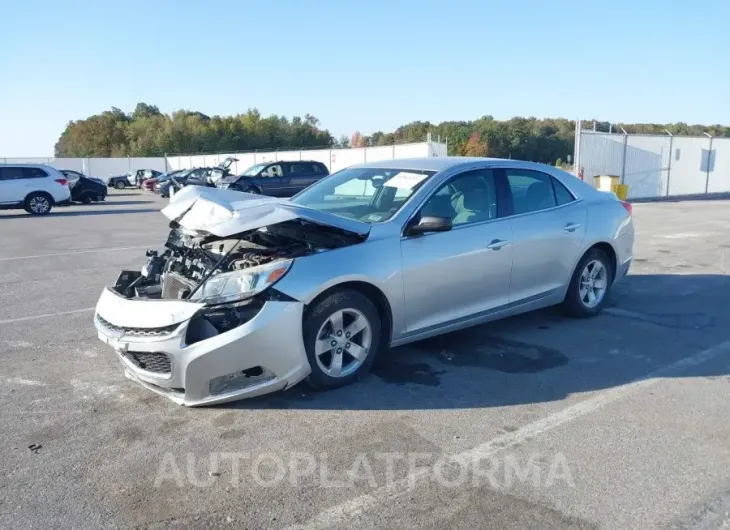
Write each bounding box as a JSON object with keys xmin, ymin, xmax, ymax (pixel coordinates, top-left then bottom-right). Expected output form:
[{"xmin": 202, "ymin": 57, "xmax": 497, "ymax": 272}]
[
  {"xmin": 108, "ymin": 169, "xmax": 163, "ymax": 190},
  {"xmin": 0, "ymin": 157, "xmax": 329, "ymax": 215},
  {"xmin": 142, "ymin": 159, "xmax": 331, "ymax": 200}
]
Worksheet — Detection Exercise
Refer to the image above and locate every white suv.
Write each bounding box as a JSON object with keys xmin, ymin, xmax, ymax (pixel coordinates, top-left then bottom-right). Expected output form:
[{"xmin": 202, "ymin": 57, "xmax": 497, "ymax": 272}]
[{"xmin": 0, "ymin": 164, "xmax": 72, "ymax": 215}]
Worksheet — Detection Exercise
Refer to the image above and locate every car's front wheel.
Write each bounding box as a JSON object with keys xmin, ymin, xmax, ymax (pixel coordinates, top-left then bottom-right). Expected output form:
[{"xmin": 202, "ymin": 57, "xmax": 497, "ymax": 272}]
[
  {"xmin": 114, "ymin": 180, "xmax": 126, "ymax": 190},
  {"xmin": 563, "ymin": 248, "xmax": 613, "ymax": 318},
  {"xmin": 303, "ymin": 289, "xmax": 381, "ymax": 390},
  {"xmin": 243, "ymin": 186, "xmax": 260, "ymax": 194},
  {"xmin": 24, "ymin": 192, "xmax": 53, "ymax": 215}
]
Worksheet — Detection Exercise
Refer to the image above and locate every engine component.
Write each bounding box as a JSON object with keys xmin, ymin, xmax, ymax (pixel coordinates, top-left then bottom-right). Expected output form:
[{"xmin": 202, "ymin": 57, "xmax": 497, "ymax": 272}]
[{"xmin": 162, "ymin": 272, "xmax": 197, "ymax": 300}]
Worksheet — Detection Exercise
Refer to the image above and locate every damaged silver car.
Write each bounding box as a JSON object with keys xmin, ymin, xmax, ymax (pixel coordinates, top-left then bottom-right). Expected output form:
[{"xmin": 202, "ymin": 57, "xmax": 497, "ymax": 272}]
[{"xmin": 94, "ymin": 157, "xmax": 634, "ymax": 406}]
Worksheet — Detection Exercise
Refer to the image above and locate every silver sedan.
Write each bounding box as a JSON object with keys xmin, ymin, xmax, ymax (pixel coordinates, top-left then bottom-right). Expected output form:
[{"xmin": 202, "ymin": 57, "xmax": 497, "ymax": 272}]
[{"xmin": 94, "ymin": 157, "xmax": 634, "ymax": 405}]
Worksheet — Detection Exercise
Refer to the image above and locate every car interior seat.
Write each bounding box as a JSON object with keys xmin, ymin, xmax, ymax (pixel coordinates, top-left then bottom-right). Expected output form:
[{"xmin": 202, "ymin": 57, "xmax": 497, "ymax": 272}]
[
  {"xmin": 522, "ymin": 181, "xmax": 554, "ymax": 213},
  {"xmin": 450, "ymin": 176, "xmax": 496, "ymax": 225}
]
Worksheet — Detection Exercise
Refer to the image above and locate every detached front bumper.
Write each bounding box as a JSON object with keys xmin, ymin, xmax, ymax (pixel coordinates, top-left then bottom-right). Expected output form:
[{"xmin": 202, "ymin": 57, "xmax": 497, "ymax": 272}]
[{"xmin": 94, "ymin": 288, "xmax": 310, "ymax": 406}]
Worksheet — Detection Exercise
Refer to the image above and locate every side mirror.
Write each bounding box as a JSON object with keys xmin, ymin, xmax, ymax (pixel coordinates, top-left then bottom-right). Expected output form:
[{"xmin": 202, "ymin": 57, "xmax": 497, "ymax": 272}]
[{"xmin": 406, "ymin": 216, "xmax": 452, "ymax": 236}]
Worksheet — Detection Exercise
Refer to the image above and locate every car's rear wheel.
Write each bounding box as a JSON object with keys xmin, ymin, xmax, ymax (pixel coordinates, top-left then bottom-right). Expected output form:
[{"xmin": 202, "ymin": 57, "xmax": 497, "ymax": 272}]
[
  {"xmin": 114, "ymin": 180, "xmax": 126, "ymax": 190},
  {"xmin": 304, "ymin": 289, "xmax": 381, "ymax": 390},
  {"xmin": 24, "ymin": 192, "xmax": 53, "ymax": 215},
  {"xmin": 243, "ymin": 186, "xmax": 260, "ymax": 194},
  {"xmin": 563, "ymin": 248, "xmax": 613, "ymax": 318},
  {"xmin": 81, "ymin": 192, "xmax": 93, "ymax": 204}
]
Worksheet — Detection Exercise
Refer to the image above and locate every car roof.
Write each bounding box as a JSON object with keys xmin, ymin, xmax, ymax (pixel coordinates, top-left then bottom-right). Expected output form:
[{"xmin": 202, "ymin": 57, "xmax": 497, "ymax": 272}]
[
  {"xmin": 0, "ymin": 163, "xmax": 57, "ymax": 169},
  {"xmin": 352, "ymin": 156, "xmax": 538, "ymax": 172}
]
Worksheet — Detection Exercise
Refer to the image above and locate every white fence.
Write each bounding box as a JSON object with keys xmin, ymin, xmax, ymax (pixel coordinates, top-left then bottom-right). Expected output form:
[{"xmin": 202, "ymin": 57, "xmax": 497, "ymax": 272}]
[
  {"xmin": 575, "ymin": 128, "xmax": 730, "ymax": 199},
  {"xmin": 1, "ymin": 157, "xmax": 169, "ymax": 180},
  {"xmin": 164, "ymin": 141, "xmax": 447, "ymax": 174},
  {"xmin": 2, "ymin": 141, "xmax": 447, "ymax": 181}
]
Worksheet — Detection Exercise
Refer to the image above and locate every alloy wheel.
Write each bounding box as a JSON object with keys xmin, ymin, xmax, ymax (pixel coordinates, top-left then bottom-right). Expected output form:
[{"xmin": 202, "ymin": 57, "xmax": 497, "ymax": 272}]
[
  {"xmin": 314, "ymin": 308, "xmax": 372, "ymax": 378},
  {"xmin": 29, "ymin": 196, "xmax": 50, "ymax": 214},
  {"xmin": 579, "ymin": 259, "xmax": 608, "ymax": 308}
]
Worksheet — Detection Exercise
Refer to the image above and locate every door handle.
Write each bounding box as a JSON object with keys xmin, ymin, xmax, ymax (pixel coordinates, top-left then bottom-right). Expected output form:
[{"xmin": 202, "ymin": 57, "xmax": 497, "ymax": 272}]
[
  {"xmin": 564, "ymin": 222, "xmax": 581, "ymax": 232},
  {"xmin": 487, "ymin": 239, "xmax": 509, "ymax": 250}
]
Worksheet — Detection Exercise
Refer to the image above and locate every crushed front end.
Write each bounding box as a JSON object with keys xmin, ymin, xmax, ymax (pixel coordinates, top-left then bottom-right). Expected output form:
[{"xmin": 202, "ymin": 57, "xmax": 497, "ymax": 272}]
[
  {"xmin": 95, "ymin": 187, "xmax": 368, "ymax": 405},
  {"xmin": 95, "ymin": 227, "xmax": 322, "ymax": 406}
]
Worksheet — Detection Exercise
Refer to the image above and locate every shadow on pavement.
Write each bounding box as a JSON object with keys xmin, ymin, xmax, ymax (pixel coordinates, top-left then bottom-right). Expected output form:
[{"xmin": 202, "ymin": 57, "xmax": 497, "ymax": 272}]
[
  {"xmin": 75, "ymin": 200, "xmax": 155, "ymax": 206},
  {"xmin": 224, "ymin": 273, "xmax": 730, "ymax": 412}
]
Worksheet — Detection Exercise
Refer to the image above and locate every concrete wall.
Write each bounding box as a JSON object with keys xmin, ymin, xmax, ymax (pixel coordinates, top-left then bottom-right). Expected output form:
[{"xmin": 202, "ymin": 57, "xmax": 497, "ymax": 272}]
[
  {"xmin": 164, "ymin": 141, "xmax": 447, "ymax": 174},
  {"xmin": 2, "ymin": 141, "xmax": 448, "ymax": 182},
  {"xmin": 1, "ymin": 157, "xmax": 168, "ymax": 180}
]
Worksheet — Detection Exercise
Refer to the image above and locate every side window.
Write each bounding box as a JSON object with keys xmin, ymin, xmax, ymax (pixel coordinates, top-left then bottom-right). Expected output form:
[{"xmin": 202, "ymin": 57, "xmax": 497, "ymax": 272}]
[
  {"xmin": 552, "ymin": 178, "xmax": 575, "ymax": 205},
  {"xmin": 505, "ymin": 169, "xmax": 557, "ymax": 214},
  {"xmin": 288, "ymin": 163, "xmax": 304, "ymax": 175},
  {"xmin": 20, "ymin": 167, "xmax": 48, "ymax": 179},
  {"xmin": 261, "ymin": 164, "xmax": 282, "ymax": 177},
  {"xmin": 420, "ymin": 169, "xmax": 498, "ymax": 226}
]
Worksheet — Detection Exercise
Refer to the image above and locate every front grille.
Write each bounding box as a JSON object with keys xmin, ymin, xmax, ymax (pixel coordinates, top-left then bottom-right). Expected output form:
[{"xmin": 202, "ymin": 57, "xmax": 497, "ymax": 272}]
[
  {"xmin": 162, "ymin": 272, "xmax": 196, "ymax": 300},
  {"xmin": 96, "ymin": 315, "xmax": 179, "ymax": 337},
  {"xmin": 124, "ymin": 351, "xmax": 172, "ymax": 374}
]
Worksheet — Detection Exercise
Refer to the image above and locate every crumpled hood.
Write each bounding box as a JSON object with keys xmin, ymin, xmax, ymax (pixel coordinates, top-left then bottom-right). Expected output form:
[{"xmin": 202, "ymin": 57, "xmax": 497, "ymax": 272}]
[{"xmin": 161, "ymin": 185, "xmax": 371, "ymax": 238}]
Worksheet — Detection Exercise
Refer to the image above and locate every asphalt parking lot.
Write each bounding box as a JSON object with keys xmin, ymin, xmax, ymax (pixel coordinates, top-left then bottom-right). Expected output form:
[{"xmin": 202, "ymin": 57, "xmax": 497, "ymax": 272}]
[{"xmin": 1, "ymin": 190, "xmax": 729, "ymax": 529}]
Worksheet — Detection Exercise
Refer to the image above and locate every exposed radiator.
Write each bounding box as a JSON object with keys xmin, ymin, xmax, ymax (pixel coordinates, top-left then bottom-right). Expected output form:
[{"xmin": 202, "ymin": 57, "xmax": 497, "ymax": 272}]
[{"xmin": 162, "ymin": 272, "xmax": 197, "ymax": 300}]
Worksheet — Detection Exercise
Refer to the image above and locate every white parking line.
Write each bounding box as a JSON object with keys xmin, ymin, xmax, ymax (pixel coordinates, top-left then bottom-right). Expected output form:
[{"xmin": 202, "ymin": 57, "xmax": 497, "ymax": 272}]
[
  {"xmin": 290, "ymin": 339, "xmax": 730, "ymax": 530},
  {"xmin": 0, "ymin": 307, "xmax": 95, "ymax": 325},
  {"xmin": 0, "ymin": 245, "xmax": 157, "ymax": 262}
]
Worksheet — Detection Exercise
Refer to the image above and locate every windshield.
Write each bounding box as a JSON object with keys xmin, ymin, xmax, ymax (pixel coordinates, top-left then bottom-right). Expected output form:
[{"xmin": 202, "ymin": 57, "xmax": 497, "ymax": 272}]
[
  {"xmin": 173, "ymin": 169, "xmax": 194, "ymax": 179},
  {"xmin": 290, "ymin": 167, "xmax": 436, "ymax": 223},
  {"xmin": 239, "ymin": 163, "xmax": 267, "ymax": 176}
]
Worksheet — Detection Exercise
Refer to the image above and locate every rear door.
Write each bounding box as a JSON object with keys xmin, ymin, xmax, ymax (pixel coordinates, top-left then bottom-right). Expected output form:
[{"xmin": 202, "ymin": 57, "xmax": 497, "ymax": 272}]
[
  {"xmin": 0, "ymin": 167, "xmax": 25, "ymax": 204},
  {"xmin": 286, "ymin": 162, "xmax": 320, "ymax": 194},
  {"xmin": 500, "ymin": 167, "xmax": 587, "ymax": 304}
]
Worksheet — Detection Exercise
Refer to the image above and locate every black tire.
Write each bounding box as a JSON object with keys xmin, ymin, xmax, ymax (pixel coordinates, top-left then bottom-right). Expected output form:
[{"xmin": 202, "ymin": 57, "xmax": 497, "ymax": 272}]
[
  {"xmin": 304, "ymin": 289, "xmax": 382, "ymax": 390},
  {"xmin": 114, "ymin": 180, "xmax": 126, "ymax": 190},
  {"xmin": 243, "ymin": 186, "xmax": 260, "ymax": 194},
  {"xmin": 563, "ymin": 248, "xmax": 613, "ymax": 318},
  {"xmin": 24, "ymin": 192, "xmax": 53, "ymax": 215},
  {"xmin": 81, "ymin": 193, "xmax": 93, "ymax": 205}
]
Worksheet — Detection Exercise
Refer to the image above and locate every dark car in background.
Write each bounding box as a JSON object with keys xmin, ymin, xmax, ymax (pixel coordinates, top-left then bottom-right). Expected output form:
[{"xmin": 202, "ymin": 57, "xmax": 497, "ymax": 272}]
[
  {"xmin": 108, "ymin": 169, "xmax": 162, "ymax": 189},
  {"xmin": 61, "ymin": 170, "xmax": 107, "ymax": 204},
  {"xmin": 142, "ymin": 169, "xmax": 184, "ymax": 191},
  {"xmin": 217, "ymin": 160, "xmax": 329, "ymax": 197},
  {"xmin": 158, "ymin": 158, "xmax": 239, "ymax": 197},
  {"xmin": 156, "ymin": 168, "xmax": 204, "ymax": 197}
]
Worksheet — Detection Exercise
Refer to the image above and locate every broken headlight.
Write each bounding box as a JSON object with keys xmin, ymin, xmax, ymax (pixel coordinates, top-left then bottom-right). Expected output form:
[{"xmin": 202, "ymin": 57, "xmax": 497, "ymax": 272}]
[{"xmin": 190, "ymin": 259, "xmax": 292, "ymax": 305}]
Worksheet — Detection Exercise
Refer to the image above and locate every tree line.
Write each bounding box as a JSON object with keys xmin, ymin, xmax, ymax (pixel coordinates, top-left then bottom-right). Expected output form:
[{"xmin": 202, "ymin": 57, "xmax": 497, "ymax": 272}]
[{"xmin": 55, "ymin": 103, "xmax": 729, "ymax": 165}]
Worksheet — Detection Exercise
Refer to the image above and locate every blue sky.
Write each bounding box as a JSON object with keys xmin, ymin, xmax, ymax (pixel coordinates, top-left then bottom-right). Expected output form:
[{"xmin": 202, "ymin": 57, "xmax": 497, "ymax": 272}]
[{"xmin": 1, "ymin": 0, "xmax": 729, "ymax": 156}]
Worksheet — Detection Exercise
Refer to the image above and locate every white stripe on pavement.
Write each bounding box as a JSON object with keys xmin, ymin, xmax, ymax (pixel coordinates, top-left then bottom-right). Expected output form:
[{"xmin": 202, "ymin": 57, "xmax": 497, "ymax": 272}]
[
  {"xmin": 0, "ymin": 307, "xmax": 95, "ymax": 325},
  {"xmin": 0, "ymin": 245, "xmax": 157, "ymax": 262},
  {"xmin": 289, "ymin": 339, "xmax": 730, "ymax": 530}
]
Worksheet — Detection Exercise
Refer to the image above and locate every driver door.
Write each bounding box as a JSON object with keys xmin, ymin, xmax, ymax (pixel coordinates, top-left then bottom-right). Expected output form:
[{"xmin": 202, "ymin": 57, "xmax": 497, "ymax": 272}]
[
  {"xmin": 400, "ymin": 169, "xmax": 514, "ymax": 335},
  {"xmin": 259, "ymin": 164, "xmax": 288, "ymax": 196}
]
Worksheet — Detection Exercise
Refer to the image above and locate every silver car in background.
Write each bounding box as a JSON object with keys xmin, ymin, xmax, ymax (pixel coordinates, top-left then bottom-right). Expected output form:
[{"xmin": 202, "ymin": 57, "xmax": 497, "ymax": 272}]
[{"xmin": 94, "ymin": 157, "xmax": 634, "ymax": 406}]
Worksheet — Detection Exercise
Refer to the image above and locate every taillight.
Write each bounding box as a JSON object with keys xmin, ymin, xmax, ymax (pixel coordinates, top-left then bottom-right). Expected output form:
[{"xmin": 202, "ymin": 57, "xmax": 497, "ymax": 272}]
[
  {"xmin": 55, "ymin": 178, "xmax": 68, "ymax": 186},
  {"xmin": 621, "ymin": 201, "xmax": 632, "ymax": 216}
]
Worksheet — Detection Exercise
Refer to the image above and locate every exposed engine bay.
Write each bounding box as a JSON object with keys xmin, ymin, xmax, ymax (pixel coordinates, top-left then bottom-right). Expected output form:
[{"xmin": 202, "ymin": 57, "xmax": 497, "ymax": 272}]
[{"xmin": 113, "ymin": 219, "xmax": 363, "ymax": 302}]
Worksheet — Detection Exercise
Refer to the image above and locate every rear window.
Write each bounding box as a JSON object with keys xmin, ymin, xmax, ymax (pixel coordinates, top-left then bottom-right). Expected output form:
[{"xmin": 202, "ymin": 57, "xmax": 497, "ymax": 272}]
[
  {"xmin": 0, "ymin": 166, "xmax": 48, "ymax": 180},
  {"xmin": 552, "ymin": 178, "xmax": 575, "ymax": 205}
]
